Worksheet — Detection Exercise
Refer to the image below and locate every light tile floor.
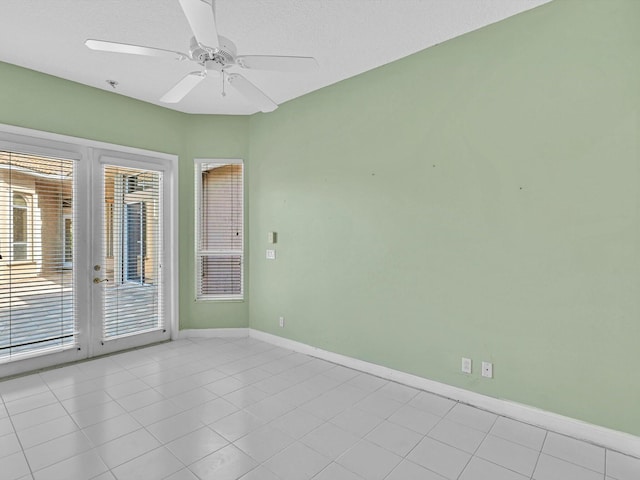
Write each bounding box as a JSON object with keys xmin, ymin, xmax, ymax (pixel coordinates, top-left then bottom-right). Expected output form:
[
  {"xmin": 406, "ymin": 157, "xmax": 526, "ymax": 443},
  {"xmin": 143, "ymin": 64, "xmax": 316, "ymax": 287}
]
[{"xmin": 0, "ymin": 337, "xmax": 638, "ymax": 480}]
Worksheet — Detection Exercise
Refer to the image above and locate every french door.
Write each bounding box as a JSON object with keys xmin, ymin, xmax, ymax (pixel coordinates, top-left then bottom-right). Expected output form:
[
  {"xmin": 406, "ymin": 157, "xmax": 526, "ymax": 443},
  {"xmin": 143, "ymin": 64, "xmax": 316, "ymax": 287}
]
[
  {"xmin": 0, "ymin": 130, "xmax": 175, "ymax": 377},
  {"xmin": 90, "ymin": 154, "xmax": 172, "ymax": 356}
]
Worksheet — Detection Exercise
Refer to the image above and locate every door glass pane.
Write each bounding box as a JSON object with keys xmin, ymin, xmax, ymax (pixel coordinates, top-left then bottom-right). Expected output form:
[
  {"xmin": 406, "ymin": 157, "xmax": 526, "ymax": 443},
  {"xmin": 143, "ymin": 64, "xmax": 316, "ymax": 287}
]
[
  {"xmin": 0, "ymin": 151, "xmax": 76, "ymax": 361},
  {"xmin": 125, "ymin": 202, "xmax": 145, "ymax": 283},
  {"xmin": 102, "ymin": 165, "xmax": 163, "ymax": 339},
  {"xmin": 63, "ymin": 217, "xmax": 73, "ymax": 265},
  {"xmin": 12, "ymin": 195, "xmax": 28, "ymax": 261}
]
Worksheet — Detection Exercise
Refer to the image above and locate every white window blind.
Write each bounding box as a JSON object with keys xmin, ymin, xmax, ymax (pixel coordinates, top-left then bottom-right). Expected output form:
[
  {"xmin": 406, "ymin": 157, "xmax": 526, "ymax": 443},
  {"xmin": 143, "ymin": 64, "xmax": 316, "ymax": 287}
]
[
  {"xmin": 102, "ymin": 165, "xmax": 164, "ymax": 339},
  {"xmin": 196, "ymin": 160, "xmax": 244, "ymax": 300},
  {"xmin": 0, "ymin": 151, "xmax": 76, "ymax": 361}
]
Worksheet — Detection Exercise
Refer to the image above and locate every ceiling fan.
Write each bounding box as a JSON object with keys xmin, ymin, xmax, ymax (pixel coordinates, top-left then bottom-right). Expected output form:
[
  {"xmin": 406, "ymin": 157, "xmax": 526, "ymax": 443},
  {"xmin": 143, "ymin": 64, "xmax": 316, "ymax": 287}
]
[{"xmin": 85, "ymin": 0, "xmax": 318, "ymax": 112}]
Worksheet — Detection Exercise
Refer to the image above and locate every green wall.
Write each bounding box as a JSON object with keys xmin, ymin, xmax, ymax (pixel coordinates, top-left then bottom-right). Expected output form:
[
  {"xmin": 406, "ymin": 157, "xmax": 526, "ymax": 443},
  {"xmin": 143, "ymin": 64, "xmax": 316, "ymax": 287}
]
[
  {"xmin": 180, "ymin": 114, "xmax": 250, "ymax": 328},
  {"xmin": 0, "ymin": 61, "xmax": 250, "ymax": 328},
  {"xmin": 248, "ymin": 0, "xmax": 640, "ymax": 435}
]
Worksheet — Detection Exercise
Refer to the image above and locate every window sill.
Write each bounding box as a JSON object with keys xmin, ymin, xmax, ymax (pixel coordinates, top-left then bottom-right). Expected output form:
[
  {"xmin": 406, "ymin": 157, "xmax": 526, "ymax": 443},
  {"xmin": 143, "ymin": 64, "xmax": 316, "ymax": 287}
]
[{"xmin": 195, "ymin": 297, "xmax": 245, "ymax": 303}]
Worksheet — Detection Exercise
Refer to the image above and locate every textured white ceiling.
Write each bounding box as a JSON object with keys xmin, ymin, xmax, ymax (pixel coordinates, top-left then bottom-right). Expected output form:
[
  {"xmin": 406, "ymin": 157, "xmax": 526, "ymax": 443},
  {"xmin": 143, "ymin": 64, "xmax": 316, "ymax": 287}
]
[{"xmin": 0, "ymin": 0, "xmax": 550, "ymax": 115}]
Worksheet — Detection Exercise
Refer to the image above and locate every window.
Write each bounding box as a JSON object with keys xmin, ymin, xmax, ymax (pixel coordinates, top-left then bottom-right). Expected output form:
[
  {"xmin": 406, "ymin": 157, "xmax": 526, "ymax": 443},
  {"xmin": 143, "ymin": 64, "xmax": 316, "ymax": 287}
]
[
  {"xmin": 102, "ymin": 165, "xmax": 164, "ymax": 338},
  {"xmin": 195, "ymin": 160, "xmax": 244, "ymax": 300},
  {"xmin": 0, "ymin": 151, "xmax": 76, "ymax": 361},
  {"xmin": 12, "ymin": 193, "xmax": 28, "ymax": 261},
  {"xmin": 62, "ymin": 214, "xmax": 72, "ymax": 268}
]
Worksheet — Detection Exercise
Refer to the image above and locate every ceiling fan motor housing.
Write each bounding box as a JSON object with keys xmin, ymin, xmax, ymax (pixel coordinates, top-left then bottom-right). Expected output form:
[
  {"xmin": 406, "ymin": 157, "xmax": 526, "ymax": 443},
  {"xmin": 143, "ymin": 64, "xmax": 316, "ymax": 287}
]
[{"xmin": 190, "ymin": 36, "xmax": 236, "ymax": 70}]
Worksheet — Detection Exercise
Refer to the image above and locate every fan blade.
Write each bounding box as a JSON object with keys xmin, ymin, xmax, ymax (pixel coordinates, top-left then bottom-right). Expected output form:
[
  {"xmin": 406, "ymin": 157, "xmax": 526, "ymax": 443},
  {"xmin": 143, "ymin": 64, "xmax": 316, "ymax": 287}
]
[
  {"xmin": 85, "ymin": 39, "xmax": 187, "ymax": 60},
  {"xmin": 227, "ymin": 73, "xmax": 278, "ymax": 112},
  {"xmin": 160, "ymin": 72, "xmax": 206, "ymax": 103},
  {"xmin": 177, "ymin": 0, "xmax": 219, "ymax": 49},
  {"xmin": 236, "ymin": 55, "xmax": 318, "ymax": 72}
]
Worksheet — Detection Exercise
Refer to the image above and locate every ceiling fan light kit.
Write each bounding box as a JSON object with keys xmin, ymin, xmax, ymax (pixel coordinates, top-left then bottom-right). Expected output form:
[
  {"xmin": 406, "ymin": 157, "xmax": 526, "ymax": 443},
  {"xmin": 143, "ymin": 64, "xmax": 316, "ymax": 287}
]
[{"xmin": 84, "ymin": 0, "xmax": 318, "ymax": 113}]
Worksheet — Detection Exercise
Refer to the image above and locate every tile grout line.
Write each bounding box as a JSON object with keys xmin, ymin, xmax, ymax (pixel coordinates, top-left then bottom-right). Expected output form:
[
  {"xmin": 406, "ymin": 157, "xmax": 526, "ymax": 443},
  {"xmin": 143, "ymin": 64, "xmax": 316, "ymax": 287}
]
[
  {"xmin": 455, "ymin": 412, "xmax": 500, "ymax": 479},
  {"xmin": 530, "ymin": 430, "xmax": 549, "ymax": 480},
  {"xmin": 11, "ymin": 340, "xmax": 229, "ymax": 479},
  {"xmin": 3, "ymin": 397, "xmax": 36, "ymax": 479},
  {"xmin": 539, "ymin": 433, "xmax": 609, "ymax": 476},
  {"xmin": 2, "ymin": 337, "xmax": 639, "ymax": 480},
  {"xmin": 225, "ymin": 365, "xmax": 404, "ymax": 479}
]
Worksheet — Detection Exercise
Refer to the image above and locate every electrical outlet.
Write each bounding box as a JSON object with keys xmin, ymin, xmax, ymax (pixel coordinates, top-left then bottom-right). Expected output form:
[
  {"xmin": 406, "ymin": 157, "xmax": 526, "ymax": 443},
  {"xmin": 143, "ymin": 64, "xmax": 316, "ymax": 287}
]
[
  {"xmin": 481, "ymin": 361, "xmax": 493, "ymax": 378},
  {"xmin": 266, "ymin": 249, "xmax": 276, "ymax": 260},
  {"xmin": 461, "ymin": 357, "xmax": 472, "ymax": 374},
  {"xmin": 279, "ymin": 316, "xmax": 285, "ymax": 328}
]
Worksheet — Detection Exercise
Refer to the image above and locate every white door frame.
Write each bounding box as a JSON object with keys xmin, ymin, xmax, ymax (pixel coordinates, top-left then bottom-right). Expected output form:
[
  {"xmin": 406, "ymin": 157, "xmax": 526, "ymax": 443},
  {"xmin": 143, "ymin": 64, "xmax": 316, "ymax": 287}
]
[
  {"xmin": 89, "ymin": 151, "xmax": 174, "ymax": 357},
  {"xmin": 0, "ymin": 124, "xmax": 178, "ymax": 378}
]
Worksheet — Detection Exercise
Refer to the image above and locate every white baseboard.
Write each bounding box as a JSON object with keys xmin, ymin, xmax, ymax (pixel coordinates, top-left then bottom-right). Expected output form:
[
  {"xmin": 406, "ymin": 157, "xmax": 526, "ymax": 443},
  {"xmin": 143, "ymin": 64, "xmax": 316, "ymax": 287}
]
[
  {"xmin": 178, "ymin": 328, "xmax": 249, "ymax": 339},
  {"xmin": 248, "ymin": 328, "xmax": 640, "ymax": 459}
]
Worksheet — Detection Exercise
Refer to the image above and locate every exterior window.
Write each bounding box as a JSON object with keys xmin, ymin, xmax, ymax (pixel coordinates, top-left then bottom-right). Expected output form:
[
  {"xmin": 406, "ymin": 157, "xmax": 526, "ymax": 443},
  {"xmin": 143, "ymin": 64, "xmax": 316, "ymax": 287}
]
[
  {"xmin": 195, "ymin": 160, "xmax": 244, "ymax": 300},
  {"xmin": 12, "ymin": 193, "xmax": 28, "ymax": 261},
  {"xmin": 105, "ymin": 203, "xmax": 114, "ymax": 258},
  {"xmin": 63, "ymin": 214, "xmax": 73, "ymax": 268}
]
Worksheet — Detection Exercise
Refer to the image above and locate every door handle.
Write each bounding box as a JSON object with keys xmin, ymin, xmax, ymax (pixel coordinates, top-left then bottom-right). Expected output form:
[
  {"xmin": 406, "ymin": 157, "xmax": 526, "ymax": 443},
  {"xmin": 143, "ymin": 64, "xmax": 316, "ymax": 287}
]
[{"xmin": 93, "ymin": 277, "xmax": 109, "ymax": 284}]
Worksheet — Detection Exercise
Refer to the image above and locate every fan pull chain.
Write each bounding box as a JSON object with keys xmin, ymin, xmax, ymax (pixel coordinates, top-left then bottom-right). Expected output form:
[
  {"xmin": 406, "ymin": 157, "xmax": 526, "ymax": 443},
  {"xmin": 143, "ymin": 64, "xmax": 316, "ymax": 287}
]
[{"xmin": 221, "ymin": 70, "xmax": 226, "ymax": 97}]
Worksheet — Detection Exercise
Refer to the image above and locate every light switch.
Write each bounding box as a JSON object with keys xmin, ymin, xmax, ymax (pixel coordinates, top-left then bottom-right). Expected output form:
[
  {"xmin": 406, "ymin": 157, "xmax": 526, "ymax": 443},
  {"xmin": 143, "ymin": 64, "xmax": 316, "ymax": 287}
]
[{"xmin": 266, "ymin": 249, "xmax": 276, "ymax": 260}]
